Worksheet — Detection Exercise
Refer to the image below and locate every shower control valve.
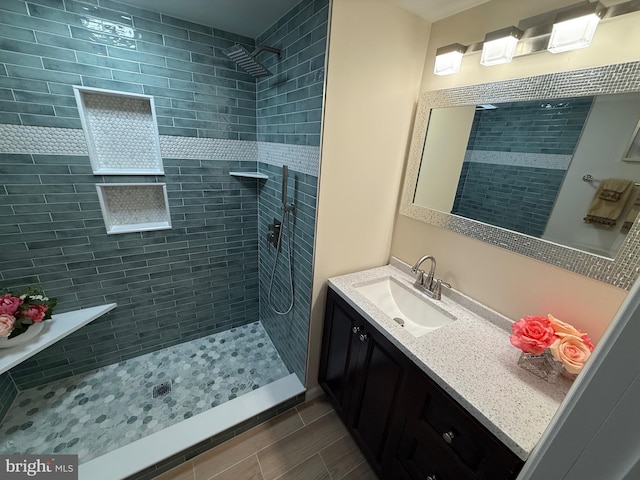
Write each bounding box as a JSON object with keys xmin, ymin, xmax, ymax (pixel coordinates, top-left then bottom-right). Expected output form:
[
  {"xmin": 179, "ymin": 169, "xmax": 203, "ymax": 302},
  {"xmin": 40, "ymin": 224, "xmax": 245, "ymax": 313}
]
[{"xmin": 267, "ymin": 218, "xmax": 282, "ymax": 250}]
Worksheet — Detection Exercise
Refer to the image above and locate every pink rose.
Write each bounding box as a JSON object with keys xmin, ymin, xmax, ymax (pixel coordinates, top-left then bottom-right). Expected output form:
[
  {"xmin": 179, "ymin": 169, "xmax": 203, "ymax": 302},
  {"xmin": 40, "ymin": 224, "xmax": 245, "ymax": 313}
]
[
  {"xmin": 20, "ymin": 304, "xmax": 48, "ymax": 322},
  {"xmin": 550, "ymin": 335, "xmax": 592, "ymax": 374},
  {"xmin": 510, "ymin": 315, "xmax": 558, "ymax": 354},
  {"xmin": 0, "ymin": 294, "xmax": 23, "ymax": 315},
  {"xmin": 0, "ymin": 314, "xmax": 15, "ymax": 337}
]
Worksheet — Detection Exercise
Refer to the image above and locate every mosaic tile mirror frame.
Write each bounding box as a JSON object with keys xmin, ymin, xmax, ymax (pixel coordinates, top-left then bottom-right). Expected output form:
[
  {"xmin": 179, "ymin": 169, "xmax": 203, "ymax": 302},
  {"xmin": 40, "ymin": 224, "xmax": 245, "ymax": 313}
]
[{"xmin": 400, "ymin": 61, "xmax": 640, "ymax": 290}]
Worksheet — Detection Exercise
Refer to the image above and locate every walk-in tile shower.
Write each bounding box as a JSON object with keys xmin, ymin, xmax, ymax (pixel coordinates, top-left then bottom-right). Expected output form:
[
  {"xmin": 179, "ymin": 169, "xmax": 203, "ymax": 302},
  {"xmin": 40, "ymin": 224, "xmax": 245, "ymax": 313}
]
[{"xmin": 0, "ymin": 0, "xmax": 328, "ymax": 478}]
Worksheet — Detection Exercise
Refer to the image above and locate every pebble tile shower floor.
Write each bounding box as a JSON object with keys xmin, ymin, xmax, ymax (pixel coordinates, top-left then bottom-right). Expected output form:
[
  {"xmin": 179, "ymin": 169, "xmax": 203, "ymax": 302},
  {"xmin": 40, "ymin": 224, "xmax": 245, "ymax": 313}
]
[{"xmin": 0, "ymin": 321, "xmax": 290, "ymax": 463}]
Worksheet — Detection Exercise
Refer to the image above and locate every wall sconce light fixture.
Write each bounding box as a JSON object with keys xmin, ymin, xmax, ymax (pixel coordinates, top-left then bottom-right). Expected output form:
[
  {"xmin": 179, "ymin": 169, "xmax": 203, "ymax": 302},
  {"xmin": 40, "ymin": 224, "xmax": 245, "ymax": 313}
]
[
  {"xmin": 434, "ymin": 43, "xmax": 467, "ymax": 76},
  {"xmin": 480, "ymin": 26, "xmax": 523, "ymax": 66},
  {"xmin": 547, "ymin": 2, "xmax": 606, "ymax": 53}
]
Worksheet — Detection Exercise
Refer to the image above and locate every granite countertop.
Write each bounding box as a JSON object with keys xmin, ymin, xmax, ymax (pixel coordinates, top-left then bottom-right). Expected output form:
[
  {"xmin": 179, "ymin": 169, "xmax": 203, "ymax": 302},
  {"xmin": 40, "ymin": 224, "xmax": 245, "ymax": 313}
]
[{"xmin": 327, "ymin": 258, "xmax": 572, "ymax": 461}]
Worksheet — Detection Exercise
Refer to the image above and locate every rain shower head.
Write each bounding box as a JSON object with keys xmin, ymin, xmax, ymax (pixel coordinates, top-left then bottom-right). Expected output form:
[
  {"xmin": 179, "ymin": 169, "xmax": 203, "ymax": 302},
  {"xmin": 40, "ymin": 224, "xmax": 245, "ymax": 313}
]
[{"xmin": 223, "ymin": 44, "xmax": 282, "ymax": 78}]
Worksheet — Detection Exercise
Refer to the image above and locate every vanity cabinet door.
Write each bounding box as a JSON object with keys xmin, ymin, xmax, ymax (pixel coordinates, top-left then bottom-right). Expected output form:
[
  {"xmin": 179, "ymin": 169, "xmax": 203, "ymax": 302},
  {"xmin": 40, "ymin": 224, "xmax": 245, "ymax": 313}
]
[
  {"xmin": 318, "ymin": 287, "xmax": 362, "ymax": 419},
  {"xmin": 347, "ymin": 308, "xmax": 412, "ymax": 470},
  {"xmin": 319, "ymin": 287, "xmax": 411, "ymax": 476},
  {"xmin": 386, "ymin": 368, "xmax": 523, "ymax": 480}
]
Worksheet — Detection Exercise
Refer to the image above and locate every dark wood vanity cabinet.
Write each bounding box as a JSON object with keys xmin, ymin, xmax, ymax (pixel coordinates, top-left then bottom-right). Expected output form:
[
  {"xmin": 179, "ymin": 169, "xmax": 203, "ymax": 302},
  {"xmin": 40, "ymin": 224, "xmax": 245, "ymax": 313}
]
[
  {"xmin": 386, "ymin": 367, "xmax": 523, "ymax": 480},
  {"xmin": 318, "ymin": 287, "xmax": 413, "ymax": 477},
  {"xmin": 319, "ymin": 287, "xmax": 524, "ymax": 480}
]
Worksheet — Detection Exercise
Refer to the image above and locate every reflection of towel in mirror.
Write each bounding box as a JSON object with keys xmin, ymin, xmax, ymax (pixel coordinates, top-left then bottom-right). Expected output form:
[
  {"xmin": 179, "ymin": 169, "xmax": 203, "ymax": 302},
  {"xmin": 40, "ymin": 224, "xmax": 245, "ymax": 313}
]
[
  {"xmin": 622, "ymin": 189, "xmax": 640, "ymax": 233},
  {"xmin": 584, "ymin": 178, "xmax": 634, "ymax": 227}
]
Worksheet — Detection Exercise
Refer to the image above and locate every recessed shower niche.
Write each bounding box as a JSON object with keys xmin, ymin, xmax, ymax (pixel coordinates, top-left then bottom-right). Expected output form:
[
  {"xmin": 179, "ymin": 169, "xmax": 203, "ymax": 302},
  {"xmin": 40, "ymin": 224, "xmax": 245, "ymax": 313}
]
[
  {"xmin": 73, "ymin": 86, "xmax": 164, "ymax": 175},
  {"xmin": 96, "ymin": 183, "xmax": 171, "ymax": 234}
]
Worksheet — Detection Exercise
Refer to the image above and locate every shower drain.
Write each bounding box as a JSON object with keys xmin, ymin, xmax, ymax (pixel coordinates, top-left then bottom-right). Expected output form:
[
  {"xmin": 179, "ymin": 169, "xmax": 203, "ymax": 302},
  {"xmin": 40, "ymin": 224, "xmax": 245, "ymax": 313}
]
[{"xmin": 152, "ymin": 381, "xmax": 172, "ymax": 398}]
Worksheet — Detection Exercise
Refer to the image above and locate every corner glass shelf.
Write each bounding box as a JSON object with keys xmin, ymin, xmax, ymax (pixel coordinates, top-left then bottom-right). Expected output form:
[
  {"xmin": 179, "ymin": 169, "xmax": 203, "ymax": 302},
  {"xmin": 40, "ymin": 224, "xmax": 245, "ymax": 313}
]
[
  {"xmin": 0, "ymin": 303, "xmax": 117, "ymax": 375},
  {"xmin": 229, "ymin": 171, "xmax": 269, "ymax": 179},
  {"xmin": 96, "ymin": 183, "xmax": 171, "ymax": 235},
  {"xmin": 73, "ymin": 86, "xmax": 164, "ymax": 175}
]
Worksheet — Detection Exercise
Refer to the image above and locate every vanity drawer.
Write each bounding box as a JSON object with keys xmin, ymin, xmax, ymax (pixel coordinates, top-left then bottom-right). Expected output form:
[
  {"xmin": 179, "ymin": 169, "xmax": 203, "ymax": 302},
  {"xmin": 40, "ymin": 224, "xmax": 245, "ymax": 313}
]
[
  {"xmin": 386, "ymin": 367, "xmax": 523, "ymax": 480},
  {"xmin": 391, "ymin": 416, "xmax": 474, "ymax": 480},
  {"xmin": 425, "ymin": 388, "xmax": 489, "ymax": 472}
]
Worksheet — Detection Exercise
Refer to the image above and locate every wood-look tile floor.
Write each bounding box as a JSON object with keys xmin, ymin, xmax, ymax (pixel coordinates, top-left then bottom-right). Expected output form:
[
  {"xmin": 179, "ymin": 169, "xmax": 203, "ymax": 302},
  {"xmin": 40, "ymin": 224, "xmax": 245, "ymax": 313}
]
[{"xmin": 154, "ymin": 395, "xmax": 378, "ymax": 480}]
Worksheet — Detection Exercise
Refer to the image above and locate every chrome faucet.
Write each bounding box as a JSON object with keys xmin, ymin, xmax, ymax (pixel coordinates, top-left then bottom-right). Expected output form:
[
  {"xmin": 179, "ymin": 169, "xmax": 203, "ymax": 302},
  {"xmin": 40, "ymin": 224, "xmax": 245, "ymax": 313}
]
[{"xmin": 410, "ymin": 255, "xmax": 449, "ymax": 300}]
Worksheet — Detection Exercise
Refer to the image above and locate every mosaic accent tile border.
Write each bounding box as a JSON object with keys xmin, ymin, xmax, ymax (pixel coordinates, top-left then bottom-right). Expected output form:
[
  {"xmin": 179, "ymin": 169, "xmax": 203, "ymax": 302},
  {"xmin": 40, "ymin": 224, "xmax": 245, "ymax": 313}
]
[
  {"xmin": 464, "ymin": 151, "xmax": 572, "ymax": 170},
  {"xmin": 400, "ymin": 61, "xmax": 640, "ymax": 290},
  {"xmin": 158, "ymin": 136, "xmax": 258, "ymax": 161},
  {"xmin": 0, "ymin": 321, "xmax": 289, "ymax": 464},
  {"xmin": 0, "ymin": 125, "xmax": 320, "ymax": 175},
  {"xmin": 0, "ymin": 125, "xmax": 88, "ymax": 155},
  {"xmin": 257, "ymin": 142, "xmax": 320, "ymax": 177}
]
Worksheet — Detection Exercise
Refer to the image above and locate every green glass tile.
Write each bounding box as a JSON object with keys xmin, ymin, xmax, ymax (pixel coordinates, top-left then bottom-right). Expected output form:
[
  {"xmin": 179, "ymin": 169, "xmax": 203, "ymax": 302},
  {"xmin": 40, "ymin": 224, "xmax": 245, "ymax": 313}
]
[
  {"xmin": 143, "ymin": 85, "xmax": 194, "ymax": 101},
  {"xmin": 43, "ymin": 57, "xmax": 111, "ymax": 79},
  {"xmin": 157, "ymin": 125, "xmax": 197, "ymax": 136},
  {"xmin": 27, "ymin": 0, "xmax": 65, "ymax": 9},
  {"xmin": 0, "ymin": 10, "xmax": 70, "ymax": 36},
  {"xmin": 35, "ymin": 31, "xmax": 107, "ymax": 55},
  {"xmin": 164, "ymin": 36, "xmax": 212, "ymax": 56},
  {"xmin": 53, "ymin": 105, "xmax": 80, "ymax": 118},
  {"xmin": 166, "ymin": 58, "xmax": 213, "ymax": 76},
  {"xmin": 69, "ymin": 26, "xmax": 136, "ymax": 49},
  {"xmin": 140, "ymin": 63, "xmax": 192, "ymax": 81},
  {"xmin": 111, "ymin": 70, "xmax": 169, "ymax": 87},
  {"xmin": 137, "ymin": 40, "xmax": 190, "ymax": 61},
  {"xmin": 161, "ymin": 15, "xmax": 211, "ymax": 35},
  {"xmin": 0, "ymin": 24, "xmax": 36, "ymax": 42},
  {"xmin": 75, "ymin": 52, "xmax": 139, "ymax": 72},
  {"xmin": 191, "ymin": 73, "xmax": 236, "ymax": 89},
  {"xmin": 0, "ymin": 38, "xmax": 75, "ymax": 61},
  {"xmin": 6, "ymin": 64, "xmax": 81, "ymax": 85},
  {"xmin": 65, "ymin": 2, "xmax": 133, "ymax": 25},
  {"xmin": 27, "ymin": 3, "xmax": 82, "ymax": 26},
  {"xmin": 0, "ymin": 100, "xmax": 54, "ymax": 115},
  {"xmin": 20, "ymin": 114, "xmax": 81, "ymax": 128},
  {"xmin": 0, "ymin": 0, "xmax": 29, "ymax": 14},
  {"xmin": 99, "ymin": 0, "xmax": 159, "ymax": 21},
  {"xmin": 81, "ymin": 77, "xmax": 144, "ymax": 94},
  {"xmin": 133, "ymin": 16, "xmax": 187, "ymax": 39},
  {"xmin": 106, "ymin": 46, "xmax": 165, "ymax": 66}
]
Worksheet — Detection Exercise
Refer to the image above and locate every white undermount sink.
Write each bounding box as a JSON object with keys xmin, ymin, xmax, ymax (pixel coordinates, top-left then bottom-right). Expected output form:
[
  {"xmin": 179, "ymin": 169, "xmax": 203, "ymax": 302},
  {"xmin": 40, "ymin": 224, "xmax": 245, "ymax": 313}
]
[{"xmin": 354, "ymin": 276, "xmax": 455, "ymax": 337}]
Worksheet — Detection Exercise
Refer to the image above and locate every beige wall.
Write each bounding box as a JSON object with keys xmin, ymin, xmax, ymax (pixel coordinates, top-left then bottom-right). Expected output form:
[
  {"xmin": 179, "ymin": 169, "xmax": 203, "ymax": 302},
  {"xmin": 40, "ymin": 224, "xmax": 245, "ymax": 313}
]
[
  {"xmin": 413, "ymin": 105, "xmax": 475, "ymax": 211},
  {"xmin": 391, "ymin": 0, "xmax": 640, "ymax": 343},
  {"xmin": 306, "ymin": 0, "xmax": 430, "ymax": 388}
]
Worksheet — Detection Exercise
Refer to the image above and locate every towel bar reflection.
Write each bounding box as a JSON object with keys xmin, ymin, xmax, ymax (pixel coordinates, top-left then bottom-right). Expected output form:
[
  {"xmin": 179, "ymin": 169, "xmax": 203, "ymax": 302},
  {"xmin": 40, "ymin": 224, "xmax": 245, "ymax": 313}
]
[{"xmin": 582, "ymin": 174, "xmax": 640, "ymax": 187}]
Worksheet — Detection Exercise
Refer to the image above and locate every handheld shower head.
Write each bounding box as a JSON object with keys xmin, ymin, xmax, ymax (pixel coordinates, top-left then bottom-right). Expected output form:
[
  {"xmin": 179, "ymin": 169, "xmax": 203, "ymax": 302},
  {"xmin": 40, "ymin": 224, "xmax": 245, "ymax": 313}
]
[
  {"xmin": 223, "ymin": 44, "xmax": 282, "ymax": 78},
  {"xmin": 282, "ymin": 165, "xmax": 288, "ymax": 207}
]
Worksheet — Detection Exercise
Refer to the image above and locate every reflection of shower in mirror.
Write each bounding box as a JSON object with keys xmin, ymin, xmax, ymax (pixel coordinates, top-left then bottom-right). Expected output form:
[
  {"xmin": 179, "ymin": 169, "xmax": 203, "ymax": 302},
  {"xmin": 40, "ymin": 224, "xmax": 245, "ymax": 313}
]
[{"xmin": 413, "ymin": 92, "xmax": 640, "ymax": 259}]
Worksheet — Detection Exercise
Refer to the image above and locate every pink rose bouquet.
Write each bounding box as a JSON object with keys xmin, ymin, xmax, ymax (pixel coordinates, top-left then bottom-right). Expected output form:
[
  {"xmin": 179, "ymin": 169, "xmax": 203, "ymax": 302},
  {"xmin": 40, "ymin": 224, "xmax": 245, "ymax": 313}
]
[
  {"xmin": 0, "ymin": 288, "xmax": 57, "ymax": 339},
  {"xmin": 510, "ymin": 314, "xmax": 594, "ymax": 376}
]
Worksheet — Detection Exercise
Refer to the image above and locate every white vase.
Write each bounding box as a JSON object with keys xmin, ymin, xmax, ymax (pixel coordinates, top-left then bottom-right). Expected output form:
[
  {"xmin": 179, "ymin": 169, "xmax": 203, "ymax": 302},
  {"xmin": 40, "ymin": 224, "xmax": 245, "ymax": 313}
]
[{"xmin": 0, "ymin": 322, "xmax": 44, "ymax": 349}]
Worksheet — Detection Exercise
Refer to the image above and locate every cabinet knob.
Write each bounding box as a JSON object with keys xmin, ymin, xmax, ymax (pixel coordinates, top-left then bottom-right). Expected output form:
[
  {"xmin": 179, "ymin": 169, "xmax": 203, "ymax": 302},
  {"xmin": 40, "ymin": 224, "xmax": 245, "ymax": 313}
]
[
  {"xmin": 359, "ymin": 333, "xmax": 368, "ymax": 342},
  {"xmin": 352, "ymin": 326, "xmax": 362, "ymax": 334},
  {"xmin": 426, "ymin": 475, "xmax": 438, "ymax": 480},
  {"xmin": 442, "ymin": 430, "xmax": 455, "ymax": 444}
]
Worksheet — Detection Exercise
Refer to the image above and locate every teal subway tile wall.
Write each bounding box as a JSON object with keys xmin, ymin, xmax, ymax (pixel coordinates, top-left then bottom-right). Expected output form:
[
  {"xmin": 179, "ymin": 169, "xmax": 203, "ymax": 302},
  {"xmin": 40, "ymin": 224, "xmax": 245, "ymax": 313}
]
[
  {"xmin": 0, "ymin": 0, "xmax": 326, "ymax": 426},
  {"xmin": 452, "ymin": 97, "xmax": 593, "ymax": 237},
  {"xmin": 258, "ymin": 163, "xmax": 318, "ymax": 382},
  {"xmin": 256, "ymin": 0, "xmax": 328, "ymax": 383},
  {"xmin": 0, "ymin": 373, "xmax": 16, "ymax": 420},
  {"xmin": 256, "ymin": 0, "xmax": 328, "ymax": 146}
]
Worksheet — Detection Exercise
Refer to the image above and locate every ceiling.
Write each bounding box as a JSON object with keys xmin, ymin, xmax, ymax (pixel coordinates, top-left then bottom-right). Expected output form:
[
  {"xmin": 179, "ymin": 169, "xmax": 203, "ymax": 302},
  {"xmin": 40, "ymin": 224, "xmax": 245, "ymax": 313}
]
[{"xmin": 118, "ymin": 0, "xmax": 491, "ymax": 38}]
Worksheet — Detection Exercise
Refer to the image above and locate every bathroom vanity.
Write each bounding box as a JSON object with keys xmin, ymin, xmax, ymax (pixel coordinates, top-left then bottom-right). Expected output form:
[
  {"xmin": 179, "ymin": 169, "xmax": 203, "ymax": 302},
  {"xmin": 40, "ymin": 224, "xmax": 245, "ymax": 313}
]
[{"xmin": 318, "ymin": 259, "xmax": 571, "ymax": 479}]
